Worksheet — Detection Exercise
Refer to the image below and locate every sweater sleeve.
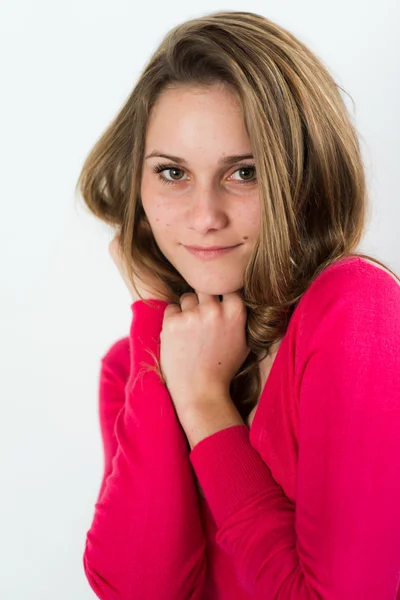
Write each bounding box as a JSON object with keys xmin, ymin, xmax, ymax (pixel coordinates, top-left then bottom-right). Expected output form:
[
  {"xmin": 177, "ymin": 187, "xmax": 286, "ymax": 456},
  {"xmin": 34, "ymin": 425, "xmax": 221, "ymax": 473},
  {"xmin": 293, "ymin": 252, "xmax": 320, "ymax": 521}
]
[
  {"xmin": 95, "ymin": 336, "xmax": 130, "ymax": 504},
  {"xmin": 189, "ymin": 266, "xmax": 400, "ymax": 599},
  {"xmin": 83, "ymin": 299, "xmax": 207, "ymax": 600}
]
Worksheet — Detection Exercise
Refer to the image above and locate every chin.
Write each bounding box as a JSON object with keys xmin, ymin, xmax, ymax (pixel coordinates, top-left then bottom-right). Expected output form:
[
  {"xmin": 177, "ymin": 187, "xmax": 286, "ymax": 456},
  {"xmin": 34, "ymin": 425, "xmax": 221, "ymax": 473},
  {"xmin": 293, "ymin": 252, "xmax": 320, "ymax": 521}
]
[
  {"xmin": 183, "ymin": 275, "xmax": 244, "ymax": 297},
  {"xmin": 164, "ymin": 253, "xmax": 245, "ymax": 296}
]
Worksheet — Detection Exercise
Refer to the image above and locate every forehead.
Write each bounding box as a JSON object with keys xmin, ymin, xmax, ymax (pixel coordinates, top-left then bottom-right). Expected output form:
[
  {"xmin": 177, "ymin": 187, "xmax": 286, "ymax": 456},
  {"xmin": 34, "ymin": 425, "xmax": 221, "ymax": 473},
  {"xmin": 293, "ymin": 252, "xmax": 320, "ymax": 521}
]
[{"xmin": 144, "ymin": 85, "xmax": 252, "ymax": 165}]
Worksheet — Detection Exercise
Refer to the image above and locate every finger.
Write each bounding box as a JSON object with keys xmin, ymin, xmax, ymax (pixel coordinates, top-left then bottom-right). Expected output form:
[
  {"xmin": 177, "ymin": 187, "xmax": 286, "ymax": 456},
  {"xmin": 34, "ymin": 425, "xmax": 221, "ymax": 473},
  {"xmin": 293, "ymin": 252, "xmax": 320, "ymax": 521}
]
[
  {"xmin": 179, "ymin": 292, "xmax": 199, "ymax": 311},
  {"xmin": 196, "ymin": 292, "xmax": 221, "ymax": 305},
  {"xmin": 108, "ymin": 236, "xmax": 118, "ymax": 260},
  {"xmin": 164, "ymin": 303, "xmax": 181, "ymax": 317},
  {"xmin": 220, "ymin": 291, "xmax": 244, "ymax": 306}
]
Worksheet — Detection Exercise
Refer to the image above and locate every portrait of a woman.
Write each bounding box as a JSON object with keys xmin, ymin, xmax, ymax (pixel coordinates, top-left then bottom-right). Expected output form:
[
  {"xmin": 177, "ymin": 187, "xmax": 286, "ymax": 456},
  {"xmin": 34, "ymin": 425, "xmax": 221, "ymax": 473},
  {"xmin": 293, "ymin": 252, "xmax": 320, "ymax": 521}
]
[{"xmin": 77, "ymin": 11, "xmax": 400, "ymax": 599}]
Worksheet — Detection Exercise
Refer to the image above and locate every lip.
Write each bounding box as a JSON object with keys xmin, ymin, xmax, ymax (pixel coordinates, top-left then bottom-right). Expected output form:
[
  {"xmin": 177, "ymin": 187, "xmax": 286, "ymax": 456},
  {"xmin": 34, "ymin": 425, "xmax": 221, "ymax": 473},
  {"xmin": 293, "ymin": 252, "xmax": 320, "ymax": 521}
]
[
  {"xmin": 185, "ymin": 244, "xmax": 239, "ymax": 251},
  {"xmin": 183, "ymin": 244, "xmax": 241, "ymax": 260}
]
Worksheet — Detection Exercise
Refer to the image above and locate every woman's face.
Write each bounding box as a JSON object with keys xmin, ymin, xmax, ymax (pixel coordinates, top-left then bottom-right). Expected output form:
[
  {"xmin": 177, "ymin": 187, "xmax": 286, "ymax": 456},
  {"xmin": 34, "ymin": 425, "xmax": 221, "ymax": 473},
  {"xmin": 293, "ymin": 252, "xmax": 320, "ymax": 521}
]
[{"xmin": 140, "ymin": 83, "xmax": 260, "ymax": 296}]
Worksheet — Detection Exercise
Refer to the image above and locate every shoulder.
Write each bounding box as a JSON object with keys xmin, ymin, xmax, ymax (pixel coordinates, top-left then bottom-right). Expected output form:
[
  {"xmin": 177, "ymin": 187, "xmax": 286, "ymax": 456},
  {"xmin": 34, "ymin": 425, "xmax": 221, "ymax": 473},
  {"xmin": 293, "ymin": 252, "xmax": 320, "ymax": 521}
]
[
  {"xmin": 101, "ymin": 336, "xmax": 130, "ymax": 363},
  {"xmin": 100, "ymin": 336, "xmax": 130, "ymax": 383},
  {"xmin": 297, "ymin": 256, "xmax": 399, "ymax": 318},
  {"xmin": 309, "ymin": 254, "xmax": 397, "ymax": 294},
  {"xmin": 290, "ymin": 256, "xmax": 400, "ymax": 350}
]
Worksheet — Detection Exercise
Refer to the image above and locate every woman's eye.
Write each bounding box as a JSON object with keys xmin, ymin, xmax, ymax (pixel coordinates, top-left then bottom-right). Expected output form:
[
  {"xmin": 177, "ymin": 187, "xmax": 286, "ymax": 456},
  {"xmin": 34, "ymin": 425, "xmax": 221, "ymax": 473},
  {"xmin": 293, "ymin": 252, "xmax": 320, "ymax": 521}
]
[
  {"xmin": 152, "ymin": 163, "xmax": 257, "ymax": 186},
  {"xmin": 230, "ymin": 166, "xmax": 257, "ymax": 183},
  {"xmin": 151, "ymin": 164, "xmax": 186, "ymax": 185},
  {"xmin": 162, "ymin": 166, "xmax": 186, "ymax": 183}
]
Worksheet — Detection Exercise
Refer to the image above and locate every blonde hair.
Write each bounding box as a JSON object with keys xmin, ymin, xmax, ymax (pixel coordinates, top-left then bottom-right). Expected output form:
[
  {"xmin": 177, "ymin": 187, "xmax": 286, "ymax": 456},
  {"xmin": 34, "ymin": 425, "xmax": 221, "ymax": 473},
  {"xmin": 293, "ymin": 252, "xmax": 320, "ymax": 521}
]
[{"xmin": 76, "ymin": 11, "xmax": 399, "ymax": 421}]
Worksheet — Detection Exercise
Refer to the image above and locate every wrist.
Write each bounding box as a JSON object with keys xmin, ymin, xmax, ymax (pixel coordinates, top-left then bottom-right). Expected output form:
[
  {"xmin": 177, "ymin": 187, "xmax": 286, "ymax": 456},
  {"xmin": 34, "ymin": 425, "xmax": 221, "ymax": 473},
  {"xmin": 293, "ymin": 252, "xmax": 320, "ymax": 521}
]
[{"xmin": 179, "ymin": 396, "xmax": 244, "ymax": 450}]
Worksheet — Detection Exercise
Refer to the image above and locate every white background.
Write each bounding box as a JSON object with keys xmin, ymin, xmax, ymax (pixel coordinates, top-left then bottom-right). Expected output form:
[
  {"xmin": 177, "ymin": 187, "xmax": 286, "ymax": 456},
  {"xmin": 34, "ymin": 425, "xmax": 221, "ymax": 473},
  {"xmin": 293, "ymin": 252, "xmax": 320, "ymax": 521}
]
[{"xmin": 1, "ymin": 1, "xmax": 399, "ymax": 598}]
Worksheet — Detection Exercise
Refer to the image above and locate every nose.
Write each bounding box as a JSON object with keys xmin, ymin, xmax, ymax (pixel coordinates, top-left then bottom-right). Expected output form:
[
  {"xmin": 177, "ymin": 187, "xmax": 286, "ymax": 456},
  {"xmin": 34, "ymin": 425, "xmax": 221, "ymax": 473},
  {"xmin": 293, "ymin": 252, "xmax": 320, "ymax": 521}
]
[{"xmin": 186, "ymin": 188, "xmax": 229, "ymax": 234}]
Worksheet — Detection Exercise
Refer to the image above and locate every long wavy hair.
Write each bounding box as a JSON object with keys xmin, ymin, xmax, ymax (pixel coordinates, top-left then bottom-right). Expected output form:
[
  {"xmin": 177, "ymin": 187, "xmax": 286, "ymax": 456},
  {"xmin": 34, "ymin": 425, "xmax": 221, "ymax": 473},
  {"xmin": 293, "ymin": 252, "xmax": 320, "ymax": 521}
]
[{"xmin": 75, "ymin": 11, "xmax": 399, "ymax": 422}]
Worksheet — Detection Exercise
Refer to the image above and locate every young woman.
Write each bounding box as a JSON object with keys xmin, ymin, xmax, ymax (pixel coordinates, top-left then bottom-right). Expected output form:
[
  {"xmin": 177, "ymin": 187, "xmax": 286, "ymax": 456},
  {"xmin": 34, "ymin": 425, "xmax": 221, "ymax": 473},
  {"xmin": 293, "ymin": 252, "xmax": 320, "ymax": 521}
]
[{"xmin": 76, "ymin": 11, "xmax": 400, "ymax": 600}]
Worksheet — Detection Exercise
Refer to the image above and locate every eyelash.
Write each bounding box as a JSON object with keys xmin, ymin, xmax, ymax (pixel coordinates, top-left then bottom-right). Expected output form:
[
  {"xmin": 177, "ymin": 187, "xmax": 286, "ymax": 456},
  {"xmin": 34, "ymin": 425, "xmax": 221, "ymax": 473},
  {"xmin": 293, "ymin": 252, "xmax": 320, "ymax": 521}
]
[{"xmin": 152, "ymin": 162, "xmax": 257, "ymax": 186}]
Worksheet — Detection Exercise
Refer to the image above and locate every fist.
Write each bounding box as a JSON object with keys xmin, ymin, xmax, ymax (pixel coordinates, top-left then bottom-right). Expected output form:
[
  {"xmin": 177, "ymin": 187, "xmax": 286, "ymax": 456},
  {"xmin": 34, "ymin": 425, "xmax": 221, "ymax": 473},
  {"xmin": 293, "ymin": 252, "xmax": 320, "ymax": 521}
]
[{"xmin": 108, "ymin": 233, "xmax": 171, "ymax": 303}]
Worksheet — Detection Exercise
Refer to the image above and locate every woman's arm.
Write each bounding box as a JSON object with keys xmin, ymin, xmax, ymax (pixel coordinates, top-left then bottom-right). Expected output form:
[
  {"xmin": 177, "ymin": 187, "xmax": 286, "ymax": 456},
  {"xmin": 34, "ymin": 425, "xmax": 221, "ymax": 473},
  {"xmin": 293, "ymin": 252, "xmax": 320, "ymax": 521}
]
[
  {"xmin": 83, "ymin": 299, "xmax": 206, "ymax": 600},
  {"xmin": 189, "ymin": 265, "xmax": 400, "ymax": 598}
]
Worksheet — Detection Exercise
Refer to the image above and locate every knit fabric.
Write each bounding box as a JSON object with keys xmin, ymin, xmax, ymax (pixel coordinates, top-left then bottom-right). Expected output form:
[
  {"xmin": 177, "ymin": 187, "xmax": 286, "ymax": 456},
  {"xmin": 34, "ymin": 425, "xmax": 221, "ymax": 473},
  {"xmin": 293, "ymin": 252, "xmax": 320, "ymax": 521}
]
[{"xmin": 83, "ymin": 256, "xmax": 400, "ymax": 599}]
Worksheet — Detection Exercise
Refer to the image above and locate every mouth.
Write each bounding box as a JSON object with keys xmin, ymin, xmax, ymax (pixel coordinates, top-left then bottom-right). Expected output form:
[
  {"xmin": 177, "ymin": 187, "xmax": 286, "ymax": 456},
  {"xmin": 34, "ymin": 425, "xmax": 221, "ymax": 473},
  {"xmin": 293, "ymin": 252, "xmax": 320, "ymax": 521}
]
[{"xmin": 183, "ymin": 244, "xmax": 242, "ymax": 260}]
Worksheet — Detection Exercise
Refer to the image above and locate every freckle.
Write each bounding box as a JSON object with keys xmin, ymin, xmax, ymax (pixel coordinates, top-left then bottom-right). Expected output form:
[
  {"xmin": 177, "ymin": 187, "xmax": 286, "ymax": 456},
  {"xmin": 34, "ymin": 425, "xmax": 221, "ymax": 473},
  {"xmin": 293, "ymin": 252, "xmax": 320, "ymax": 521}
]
[
  {"xmin": 218, "ymin": 362, "xmax": 221, "ymax": 365},
  {"xmin": 156, "ymin": 218, "xmax": 159, "ymax": 221},
  {"xmin": 166, "ymin": 223, "xmax": 170, "ymax": 226},
  {"xmin": 242, "ymin": 236, "xmax": 248, "ymax": 240}
]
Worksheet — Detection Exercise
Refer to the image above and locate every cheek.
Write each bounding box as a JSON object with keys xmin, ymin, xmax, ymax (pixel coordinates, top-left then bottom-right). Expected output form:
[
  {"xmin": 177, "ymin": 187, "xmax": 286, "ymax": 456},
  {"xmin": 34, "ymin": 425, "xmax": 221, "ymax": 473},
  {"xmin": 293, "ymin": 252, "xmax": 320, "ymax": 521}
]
[
  {"xmin": 141, "ymin": 200, "xmax": 178, "ymax": 254},
  {"xmin": 141, "ymin": 181, "xmax": 171, "ymax": 227},
  {"xmin": 145, "ymin": 203, "xmax": 175, "ymax": 232},
  {"xmin": 236, "ymin": 202, "xmax": 260, "ymax": 233}
]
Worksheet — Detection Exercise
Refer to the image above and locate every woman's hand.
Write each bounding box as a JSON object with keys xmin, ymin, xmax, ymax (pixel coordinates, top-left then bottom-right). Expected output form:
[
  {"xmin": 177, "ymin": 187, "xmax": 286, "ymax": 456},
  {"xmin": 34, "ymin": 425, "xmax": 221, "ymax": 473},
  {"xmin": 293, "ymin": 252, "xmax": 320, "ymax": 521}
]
[
  {"xmin": 160, "ymin": 292, "xmax": 251, "ymax": 421},
  {"xmin": 108, "ymin": 233, "xmax": 170, "ymax": 303}
]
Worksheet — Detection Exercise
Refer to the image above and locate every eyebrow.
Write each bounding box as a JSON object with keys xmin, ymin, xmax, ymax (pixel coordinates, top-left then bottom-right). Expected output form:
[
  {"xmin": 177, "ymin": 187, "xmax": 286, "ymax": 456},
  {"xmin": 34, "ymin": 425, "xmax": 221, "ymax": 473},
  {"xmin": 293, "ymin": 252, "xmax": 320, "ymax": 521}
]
[{"xmin": 144, "ymin": 151, "xmax": 254, "ymax": 166}]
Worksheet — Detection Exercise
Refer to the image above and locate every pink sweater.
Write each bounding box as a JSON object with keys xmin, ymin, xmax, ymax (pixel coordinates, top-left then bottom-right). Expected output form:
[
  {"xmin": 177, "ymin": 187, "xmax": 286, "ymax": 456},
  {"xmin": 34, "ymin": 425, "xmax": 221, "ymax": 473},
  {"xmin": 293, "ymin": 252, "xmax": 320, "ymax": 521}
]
[{"xmin": 83, "ymin": 256, "xmax": 400, "ymax": 599}]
